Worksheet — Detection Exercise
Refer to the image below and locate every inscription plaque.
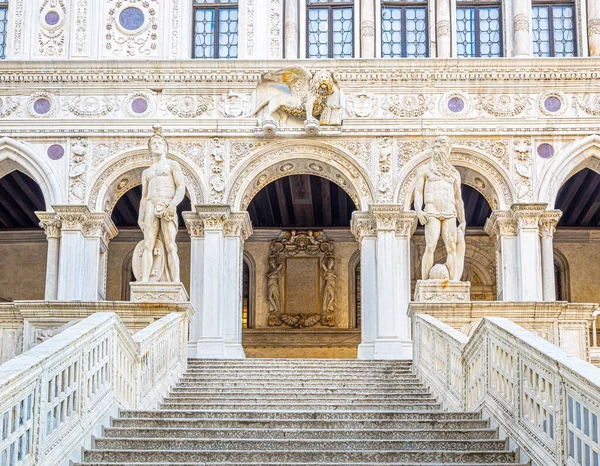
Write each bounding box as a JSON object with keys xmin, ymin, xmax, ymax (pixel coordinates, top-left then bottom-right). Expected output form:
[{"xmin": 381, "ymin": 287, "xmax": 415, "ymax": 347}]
[{"xmin": 285, "ymin": 257, "xmax": 320, "ymax": 315}]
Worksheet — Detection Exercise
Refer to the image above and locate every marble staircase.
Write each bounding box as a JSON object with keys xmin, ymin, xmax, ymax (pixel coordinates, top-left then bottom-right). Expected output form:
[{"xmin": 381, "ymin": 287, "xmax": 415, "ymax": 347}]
[{"xmin": 77, "ymin": 359, "xmax": 525, "ymax": 465}]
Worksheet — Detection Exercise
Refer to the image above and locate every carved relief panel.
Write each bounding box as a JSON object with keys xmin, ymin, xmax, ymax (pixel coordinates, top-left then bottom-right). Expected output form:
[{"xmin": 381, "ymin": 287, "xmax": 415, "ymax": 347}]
[{"xmin": 266, "ymin": 231, "xmax": 336, "ymax": 328}]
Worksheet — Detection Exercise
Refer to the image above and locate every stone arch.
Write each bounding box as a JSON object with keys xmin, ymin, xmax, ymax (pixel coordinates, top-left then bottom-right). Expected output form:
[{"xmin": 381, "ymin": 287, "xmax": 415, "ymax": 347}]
[
  {"xmin": 88, "ymin": 149, "xmax": 206, "ymax": 214},
  {"xmin": 395, "ymin": 147, "xmax": 514, "ymax": 211},
  {"xmin": 224, "ymin": 141, "xmax": 375, "ymax": 212},
  {"xmin": 0, "ymin": 137, "xmax": 62, "ymax": 209},
  {"xmin": 538, "ymin": 134, "xmax": 600, "ymax": 208}
]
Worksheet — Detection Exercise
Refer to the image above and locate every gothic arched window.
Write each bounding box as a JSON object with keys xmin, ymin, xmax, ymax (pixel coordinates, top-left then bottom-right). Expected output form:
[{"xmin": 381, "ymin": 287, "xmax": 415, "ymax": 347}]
[
  {"xmin": 381, "ymin": 0, "xmax": 428, "ymax": 57},
  {"xmin": 532, "ymin": 1, "xmax": 576, "ymax": 56},
  {"xmin": 193, "ymin": 0, "xmax": 239, "ymax": 59},
  {"xmin": 456, "ymin": 0, "xmax": 502, "ymax": 57},
  {"xmin": 307, "ymin": 0, "xmax": 354, "ymax": 58}
]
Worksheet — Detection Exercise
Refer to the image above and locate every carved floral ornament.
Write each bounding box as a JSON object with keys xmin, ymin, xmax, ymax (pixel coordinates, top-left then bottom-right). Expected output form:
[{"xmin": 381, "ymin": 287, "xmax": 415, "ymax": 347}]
[{"xmin": 266, "ymin": 230, "xmax": 336, "ymax": 328}]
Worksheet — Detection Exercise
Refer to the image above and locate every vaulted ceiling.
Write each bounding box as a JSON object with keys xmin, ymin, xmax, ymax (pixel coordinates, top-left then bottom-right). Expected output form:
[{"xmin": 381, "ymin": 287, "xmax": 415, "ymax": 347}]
[
  {"xmin": 0, "ymin": 171, "xmax": 45, "ymax": 229},
  {"xmin": 556, "ymin": 168, "xmax": 600, "ymax": 227}
]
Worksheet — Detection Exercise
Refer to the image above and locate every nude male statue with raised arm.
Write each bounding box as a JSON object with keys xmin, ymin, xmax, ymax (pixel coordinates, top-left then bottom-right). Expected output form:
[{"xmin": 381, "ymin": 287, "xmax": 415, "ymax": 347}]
[
  {"xmin": 138, "ymin": 127, "xmax": 186, "ymax": 282},
  {"xmin": 413, "ymin": 136, "xmax": 466, "ymax": 281}
]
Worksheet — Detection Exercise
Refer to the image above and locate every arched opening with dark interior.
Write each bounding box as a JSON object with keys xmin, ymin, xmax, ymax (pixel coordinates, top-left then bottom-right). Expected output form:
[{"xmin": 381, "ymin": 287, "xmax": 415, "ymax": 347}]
[
  {"xmin": 554, "ymin": 168, "xmax": 600, "ymax": 303},
  {"xmin": 0, "ymin": 170, "xmax": 47, "ymax": 300},
  {"xmin": 242, "ymin": 174, "xmax": 361, "ymax": 358},
  {"xmin": 106, "ymin": 185, "xmax": 192, "ymax": 301}
]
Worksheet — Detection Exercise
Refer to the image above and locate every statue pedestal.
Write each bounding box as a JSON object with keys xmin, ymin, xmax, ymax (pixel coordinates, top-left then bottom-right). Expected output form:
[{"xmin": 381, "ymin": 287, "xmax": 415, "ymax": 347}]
[
  {"xmin": 414, "ymin": 280, "xmax": 471, "ymax": 302},
  {"xmin": 130, "ymin": 282, "xmax": 189, "ymax": 303}
]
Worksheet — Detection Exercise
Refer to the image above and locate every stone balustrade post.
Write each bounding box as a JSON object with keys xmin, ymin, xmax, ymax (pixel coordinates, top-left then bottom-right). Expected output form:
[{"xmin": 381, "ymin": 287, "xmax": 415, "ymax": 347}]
[
  {"xmin": 360, "ymin": 0, "xmax": 375, "ymax": 58},
  {"xmin": 485, "ymin": 211, "xmax": 518, "ymax": 301},
  {"xmin": 436, "ymin": 0, "xmax": 452, "ymax": 57},
  {"xmin": 284, "ymin": 0, "xmax": 299, "ymax": 58},
  {"xmin": 223, "ymin": 212, "xmax": 253, "ymax": 358},
  {"xmin": 36, "ymin": 212, "xmax": 62, "ymax": 301},
  {"xmin": 588, "ymin": 0, "xmax": 600, "ymax": 56},
  {"xmin": 512, "ymin": 0, "xmax": 533, "ymax": 56},
  {"xmin": 351, "ymin": 211, "xmax": 377, "ymax": 359},
  {"xmin": 539, "ymin": 210, "xmax": 562, "ymax": 301},
  {"xmin": 511, "ymin": 203, "xmax": 546, "ymax": 301}
]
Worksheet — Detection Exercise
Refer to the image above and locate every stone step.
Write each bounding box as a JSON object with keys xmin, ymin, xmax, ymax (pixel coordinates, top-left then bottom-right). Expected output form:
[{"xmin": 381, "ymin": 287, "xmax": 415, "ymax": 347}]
[
  {"xmin": 174, "ymin": 381, "xmax": 425, "ymax": 389},
  {"xmin": 177, "ymin": 375, "xmax": 421, "ymax": 383},
  {"xmin": 111, "ymin": 417, "xmax": 491, "ymax": 431},
  {"xmin": 168, "ymin": 386, "xmax": 432, "ymax": 395},
  {"xmin": 158, "ymin": 402, "xmax": 442, "ymax": 411},
  {"xmin": 103, "ymin": 426, "xmax": 499, "ymax": 440},
  {"xmin": 93, "ymin": 437, "xmax": 509, "ymax": 452},
  {"xmin": 77, "ymin": 463, "xmax": 526, "ymax": 466},
  {"xmin": 119, "ymin": 410, "xmax": 482, "ymax": 421},
  {"xmin": 163, "ymin": 395, "xmax": 438, "ymax": 403},
  {"xmin": 186, "ymin": 359, "xmax": 412, "ymax": 365},
  {"xmin": 83, "ymin": 449, "xmax": 518, "ymax": 463},
  {"xmin": 182, "ymin": 368, "xmax": 415, "ymax": 375}
]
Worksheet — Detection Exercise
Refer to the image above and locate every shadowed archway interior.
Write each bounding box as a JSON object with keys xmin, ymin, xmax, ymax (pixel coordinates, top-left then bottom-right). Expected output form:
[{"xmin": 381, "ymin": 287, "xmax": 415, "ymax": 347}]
[
  {"xmin": 247, "ymin": 174, "xmax": 358, "ymax": 228},
  {"xmin": 0, "ymin": 171, "xmax": 45, "ymax": 228},
  {"xmin": 556, "ymin": 168, "xmax": 600, "ymax": 227}
]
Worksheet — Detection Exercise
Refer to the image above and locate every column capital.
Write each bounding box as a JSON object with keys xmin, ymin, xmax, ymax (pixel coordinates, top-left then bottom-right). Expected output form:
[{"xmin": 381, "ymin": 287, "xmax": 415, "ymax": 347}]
[
  {"xmin": 224, "ymin": 211, "xmax": 253, "ymax": 240},
  {"xmin": 351, "ymin": 211, "xmax": 376, "ymax": 240},
  {"xmin": 83, "ymin": 212, "xmax": 118, "ymax": 248},
  {"xmin": 52, "ymin": 205, "xmax": 90, "ymax": 231},
  {"xmin": 369, "ymin": 204, "xmax": 403, "ymax": 232},
  {"xmin": 195, "ymin": 204, "xmax": 231, "ymax": 231},
  {"xmin": 510, "ymin": 203, "xmax": 548, "ymax": 230},
  {"xmin": 485, "ymin": 210, "xmax": 517, "ymax": 238},
  {"xmin": 36, "ymin": 211, "xmax": 62, "ymax": 239},
  {"xmin": 395, "ymin": 211, "xmax": 417, "ymax": 238},
  {"xmin": 183, "ymin": 212, "xmax": 204, "ymax": 237},
  {"xmin": 539, "ymin": 210, "xmax": 562, "ymax": 238}
]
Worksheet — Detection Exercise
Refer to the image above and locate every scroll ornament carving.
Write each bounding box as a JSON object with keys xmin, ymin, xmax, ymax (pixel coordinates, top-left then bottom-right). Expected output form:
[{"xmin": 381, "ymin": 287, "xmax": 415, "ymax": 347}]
[
  {"xmin": 335, "ymin": 140, "xmax": 372, "ymax": 173},
  {"xmin": 397, "ymin": 140, "xmax": 430, "ymax": 167},
  {"xmin": 589, "ymin": 18, "xmax": 600, "ymax": 36},
  {"xmin": 170, "ymin": 0, "xmax": 180, "ymax": 57},
  {"xmin": 269, "ymin": 0, "xmax": 282, "ymax": 57},
  {"xmin": 513, "ymin": 139, "xmax": 533, "ymax": 201},
  {"xmin": 512, "ymin": 204, "xmax": 546, "ymax": 229},
  {"xmin": 539, "ymin": 212, "xmax": 562, "ymax": 237},
  {"xmin": 345, "ymin": 91, "xmax": 379, "ymax": 118},
  {"xmin": 0, "ymin": 97, "xmax": 20, "ymax": 118},
  {"xmin": 267, "ymin": 231, "xmax": 336, "ymax": 328},
  {"xmin": 461, "ymin": 139, "xmax": 509, "ymax": 168},
  {"xmin": 218, "ymin": 91, "xmax": 251, "ymax": 118},
  {"xmin": 229, "ymin": 140, "xmax": 271, "ymax": 170},
  {"xmin": 69, "ymin": 138, "xmax": 88, "ymax": 203},
  {"xmin": 209, "ymin": 138, "xmax": 226, "ymax": 203},
  {"xmin": 55, "ymin": 207, "xmax": 90, "ymax": 230},
  {"xmin": 377, "ymin": 137, "xmax": 393, "ymax": 202},
  {"xmin": 381, "ymin": 94, "xmax": 431, "ymax": 118},
  {"xmin": 38, "ymin": 0, "xmax": 67, "ymax": 56},
  {"xmin": 12, "ymin": 0, "xmax": 24, "ymax": 56},
  {"xmin": 162, "ymin": 95, "xmax": 214, "ymax": 118},
  {"xmin": 513, "ymin": 13, "xmax": 529, "ymax": 32},
  {"xmin": 436, "ymin": 20, "xmax": 450, "ymax": 36},
  {"xmin": 351, "ymin": 215, "xmax": 376, "ymax": 240},
  {"xmin": 105, "ymin": 0, "xmax": 158, "ymax": 57},
  {"xmin": 38, "ymin": 213, "xmax": 62, "ymax": 239},
  {"xmin": 182, "ymin": 212, "xmax": 204, "ymax": 237},
  {"xmin": 360, "ymin": 20, "xmax": 375, "ymax": 37},
  {"xmin": 574, "ymin": 94, "xmax": 600, "ymax": 116},
  {"xmin": 91, "ymin": 140, "xmax": 141, "ymax": 167},
  {"xmin": 74, "ymin": 0, "xmax": 88, "ymax": 54},
  {"xmin": 169, "ymin": 141, "xmax": 206, "ymax": 170},
  {"xmin": 246, "ymin": 0, "xmax": 255, "ymax": 54},
  {"xmin": 477, "ymin": 94, "xmax": 530, "ymax": 117},
  {"xmin": 64, "ymin": 96, "xmax": 118, "ymax": 118}
]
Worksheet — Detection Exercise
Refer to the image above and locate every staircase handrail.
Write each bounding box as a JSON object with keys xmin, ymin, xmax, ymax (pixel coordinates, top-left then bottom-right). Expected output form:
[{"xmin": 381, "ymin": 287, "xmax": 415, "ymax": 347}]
[
  {"xmin": 413, "ymin": 313, "xmax": 600, "ymax": 466},
  {"xmin": 0, "ymin": 311, "xmax": 188, "ymax": 466}
]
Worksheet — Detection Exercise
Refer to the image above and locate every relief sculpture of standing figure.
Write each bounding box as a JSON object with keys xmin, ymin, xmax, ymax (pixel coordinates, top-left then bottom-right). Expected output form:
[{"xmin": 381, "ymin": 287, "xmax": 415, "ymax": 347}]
[
  {"xmin": 321, "ymin": 255, "xmax": 336, "ymax": 315},
  {"xmin": 266, "ymin": 254, "xmax": 282, "ymax": 315},
  {"xmin": 137, "ymin": 126, "xmax": 186, "ymax": 283},
  {"xmin": 413, "ymin": 136, "xmax": 466, "ymax": 281}
]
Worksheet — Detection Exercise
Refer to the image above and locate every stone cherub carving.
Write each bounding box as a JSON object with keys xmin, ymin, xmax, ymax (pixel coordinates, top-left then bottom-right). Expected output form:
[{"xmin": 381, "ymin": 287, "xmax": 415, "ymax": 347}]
[
  {"xmin": 250, "ymin": 65, "xmax": 340, "ymax": 136},
  {"xmin": 133, "ymin": 126, "xmax": 185, "ymax": 283},
  {"xmin": 414, "ymin": 136, "xmax": 466, "ymax": 281}
]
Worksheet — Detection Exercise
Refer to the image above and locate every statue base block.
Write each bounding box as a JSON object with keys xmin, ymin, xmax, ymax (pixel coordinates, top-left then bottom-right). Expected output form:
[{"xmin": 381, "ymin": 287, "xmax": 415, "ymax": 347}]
[
  {"xmin": 130, "ymin": 282, "xmax": 189, "ymax": 303},
  {"xmin": 414, "ymin": 280, "xmax": 471, "ymax": 302}
]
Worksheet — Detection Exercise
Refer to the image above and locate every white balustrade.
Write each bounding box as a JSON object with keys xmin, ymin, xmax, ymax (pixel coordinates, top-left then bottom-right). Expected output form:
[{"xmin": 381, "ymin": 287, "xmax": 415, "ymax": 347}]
[
  {"xmin": 413, "ymin": 313, "xmax": 600, "ymax": 466},
  {"xmin": 0, "ymin": 311, "xmax": 188, "ymax": 466}
]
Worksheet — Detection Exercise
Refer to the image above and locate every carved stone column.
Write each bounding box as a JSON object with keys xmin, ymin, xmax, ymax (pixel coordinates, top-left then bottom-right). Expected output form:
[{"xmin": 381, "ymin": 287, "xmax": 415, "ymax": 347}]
[
  {"xmin": 485, "ymin": 211, "xmax": 518, "ymax": 301},
  {"xmin": 351, "ymin": 211, "xmax": 377, "ymax": 359},
  {"xmin": 223, "ymin": 212, "xmax": 253, "ymax": 358},
  {"xmin": 184, "ymin": 205, "xmax": 230, "ymax": 358},
  {"xmin": 36, "ymin": 212, "xmax": 62, "ymax": 301},
  {"xmin": 588, "ymin": 0, "xmax": 600, "ymax": 56},
  {"xmin": 539, "ymin": 210, "xmax": 562, "ymax": 301},
  {"xmin": 284, "ymin": 0, "xmax": 299, "ymax": 58},
  {"xmin": 512, "ymin": 0, "xmax": 533, "ymax": 56},
  {"xmin": 395, "ymin": 212, "xmax": 417, "ymax": 358},
  {"xmin": 511, "ymin": 203, "xmax": 546, "ymax": 301},
  {"xmin": 83, "ymin": 213, "xmax": 118, "ymax": 301},
  {"xmin": 436, "ymin": 0, "xmax": 452, "ymax": 57},
  {"xmin": 360, "ymin": 0, "xmax": 375, "ymax": 58}
]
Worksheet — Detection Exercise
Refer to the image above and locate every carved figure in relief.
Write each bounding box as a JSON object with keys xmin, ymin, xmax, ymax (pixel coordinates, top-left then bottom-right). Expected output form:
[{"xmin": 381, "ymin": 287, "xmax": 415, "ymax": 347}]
[
  {"xmin": 414, "ymin": 136, "xmax": 466, "ymax": 281},
  {"xmin": 135, "ymin": 126, "xmax": 185, "ymax": 283},
  {"xmin": 249, "ymin": 65, "xmax": 339, "ymax": 135},
  {"xmin": 266, "ymin": 254, "xmax": 283, "ymax": 316},
  {"xmin": 321, "ymin": 255, "xmax": 336, "ymax": 316}
]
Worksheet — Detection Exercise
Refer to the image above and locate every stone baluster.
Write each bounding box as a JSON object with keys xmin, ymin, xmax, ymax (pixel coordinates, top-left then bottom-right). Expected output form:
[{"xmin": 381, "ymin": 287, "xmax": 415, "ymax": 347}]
[
  {"xmin": 360, "ymin": 0, "xmax": 376, "ymax": 58},
  {"xmin": 284, "ymin": 0, "xmax": 299, "ymax": 58},
  {"xmin": 511, "ymin": 203, "xmax": 546, "ymax": 301},
  {"xmin": 512, "ymin": 0, "xmax": 533, "ymax": 56},
  {"xmin": 436, "ymin": 0, "xmax": 452, "ymax": 57},
  {"xmin": 485, "ymin": 211, "xmax": 518, "ymax": 301},
  {"xmin": 351, "ymin": 211, "xmax": 377, "ymax": 359},
  {"xmin": 36, "ymin": 212, "xmax": 62, "ymax": 301},
  {"xmin": 588, "ymin": 0, "xmax": 600, "ymax": 56},
  {"xmin": 539, "ymin": 211, "xmax": 562, "ymax": 301},
  {"xmin": 223, "ymin": 212, "xmax": 253, "ymax": 358}
]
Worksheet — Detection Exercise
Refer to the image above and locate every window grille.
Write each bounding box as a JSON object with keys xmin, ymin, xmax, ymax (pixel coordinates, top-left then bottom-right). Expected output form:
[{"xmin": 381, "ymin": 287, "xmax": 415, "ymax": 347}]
[
  {"xmin": 0, "ymin": 2, "xmax": 8, "ymax": 60},
  {"xmin": 307, "ymin": 0, "xmax": 354, "ymax": 58},
  {"xmin": 381, "ymin": 0, "xmax": 428, "ymax": 57},
  {"xmin": 193, "ymin": 0, "xmax": 238, "ymax": 59},
  {"xmin": 456, "ymin": 1, "xmax": 502, "ymax": 57},
  {"xmin": 532, "ymin": 2, "xmax": 576, "ymax": 56}
]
